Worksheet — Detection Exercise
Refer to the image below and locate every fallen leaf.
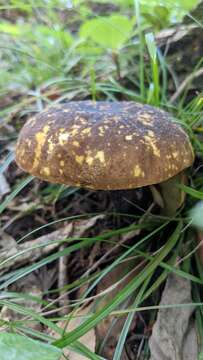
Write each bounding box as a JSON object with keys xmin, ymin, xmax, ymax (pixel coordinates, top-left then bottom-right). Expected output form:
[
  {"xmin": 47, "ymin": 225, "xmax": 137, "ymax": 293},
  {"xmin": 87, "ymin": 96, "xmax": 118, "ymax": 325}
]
[
  {"xmin": 156, "ymin": 24, "xmax": 197, "ymax": 46},
  {"xmin": 1, "ymin": 272, "xmax": 43, "ymax": 332},
  {"xmin": 149, "ymin": 273, "xmax": 198, "ymax": 360},
  {"xmin": 64, "ymin": 306, "xmax": 96, "ymax": 360},
  {"xmin": 0, "ymin": 215, "xmax": 104, "ymax": 275},
  {"xmin": 49, "ymin": 305, "xmax": 96, "ymax": 360},
  {"xmin": 95, "ymin": 261, "xmax": 140, "ymax": 360}
]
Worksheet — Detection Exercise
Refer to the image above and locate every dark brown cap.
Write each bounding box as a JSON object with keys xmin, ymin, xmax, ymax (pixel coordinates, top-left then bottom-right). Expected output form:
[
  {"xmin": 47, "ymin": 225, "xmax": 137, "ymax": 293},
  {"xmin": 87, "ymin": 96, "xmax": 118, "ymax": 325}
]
[{"xmin": 16, "ymin": 101, "xmax": 194, "ymax": 190}]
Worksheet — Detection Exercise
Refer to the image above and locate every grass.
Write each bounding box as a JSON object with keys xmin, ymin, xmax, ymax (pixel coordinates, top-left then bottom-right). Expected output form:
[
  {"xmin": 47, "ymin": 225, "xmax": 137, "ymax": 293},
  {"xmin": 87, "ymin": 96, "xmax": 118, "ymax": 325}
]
[{"xmin": 0, "ymin": 0, "xmax": 203, "ymax": 359}]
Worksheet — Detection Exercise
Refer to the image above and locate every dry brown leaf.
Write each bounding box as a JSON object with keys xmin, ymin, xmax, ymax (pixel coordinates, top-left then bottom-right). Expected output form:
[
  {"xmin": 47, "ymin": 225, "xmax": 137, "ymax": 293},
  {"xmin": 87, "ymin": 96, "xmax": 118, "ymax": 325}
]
[
  {"xmin": 0, "ymin": 215, "xmax": 104, "ymax": 275},
  {"xmin": 149, "ymin": 273, "xmax": 198, "ymax": 360},
  {"xmin": 49, "ymin": 306, "xmax": 96, "ymax": 360},
  {"xmin": 64, "ymin": 306, "xmax": 96, "ymax": 360},
  {"xmin": 0, "ymin": 224, "xmax": 72, "ymax": 275},
  {"xmin": 95, "ymin": 261, "xmax": 139, "ymax": 360},
  {"xmin": 1, "ymin": 272, "xmax": 43, "ymax": 332},
  {"xmin": 155, "ymin": 25, "xmax": 197, "ymax": 46}
]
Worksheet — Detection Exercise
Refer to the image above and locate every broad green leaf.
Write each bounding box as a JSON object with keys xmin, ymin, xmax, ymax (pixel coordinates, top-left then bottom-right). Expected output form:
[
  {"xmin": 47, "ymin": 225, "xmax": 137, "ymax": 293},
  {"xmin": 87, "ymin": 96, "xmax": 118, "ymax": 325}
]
[
  {"xmin": 0, "ymin": 23, "xmax": 21, "ymax": 36},
  {"xmin": 79, "ymin": 15, "xmax": 134, "ymax": 50},
  {"xmin": 0, "ymin": 333, "xmax": 61, "ymax": 360}
]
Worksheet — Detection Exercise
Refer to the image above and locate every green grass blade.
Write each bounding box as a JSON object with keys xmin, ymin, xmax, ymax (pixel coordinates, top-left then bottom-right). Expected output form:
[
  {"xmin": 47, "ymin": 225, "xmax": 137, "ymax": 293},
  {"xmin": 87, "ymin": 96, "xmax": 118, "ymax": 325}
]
[
  {"xmin": 0, "ymin": 176, "xmax": 34, "ymax": 215},
  {"xmin": 53, "ymin": 222, "xmax": 182, "ymax": 348},
  {"xmin": 0, "ymin": 152, "xmax": 15, "ymax": 175}
]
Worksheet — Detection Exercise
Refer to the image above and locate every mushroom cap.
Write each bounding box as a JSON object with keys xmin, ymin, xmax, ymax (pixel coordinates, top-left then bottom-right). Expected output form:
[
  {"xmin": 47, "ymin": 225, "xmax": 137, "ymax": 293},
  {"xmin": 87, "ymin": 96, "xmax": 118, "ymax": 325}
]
[{"xmin": 16, "ymin": 101, "xmax": 194, "ymax": 190}]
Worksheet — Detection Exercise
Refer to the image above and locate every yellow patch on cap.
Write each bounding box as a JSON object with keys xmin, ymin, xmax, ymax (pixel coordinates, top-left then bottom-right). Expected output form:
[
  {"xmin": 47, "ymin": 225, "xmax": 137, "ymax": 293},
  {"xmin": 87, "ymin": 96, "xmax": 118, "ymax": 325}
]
[
  {"xmin": 86, "ymin": 156, "xmax": 94, "ymax": 166},
  {"xmin": 27, "ymin": 117, "xmax": 37, "ymax": 127},
  {"xmin": 81, "ymin": 127, "xmax": 91, "ymax": 135},
  {"xmin": 95, "ymin": 151, "xmax": 105, "ymax": 163},
  {"xmin": 42, "ymin": 167, "xmax": 50, "ymax": 176},
  {"xmin": 125, "ymin": 135, "xmax": 133, "ymax": 141},
  {"xmin": 58, "ymin": 132, "xmax": 70, "ymax": 145},
  {"xmin": 138, "ymin": 113, "xmax": 153, "ymax": 126},
  {"xmin": 147, "ymin": 130, "xmax": 155, "ymax": 137},
  {"xmin": 172, "ymin": 151, "xmax": 178, "ymax": 159},
  {"xmin": 70, "ymin": 128, "xmax": 79, "ymax": 137},
  {"xmin": 26, "ymin": 139, "xmax": 32, "ymax": 147},
  {"xmin": 75, "ymin": 155, "xmax": 84, "ymax": 165},
  {"xmin": 32, "ymin": 125, "xmax": 50, "ymax": 169},
  {"xmin": 133, "ymin": 165, "xmax": 142, "ymax": 177},
  {"xmin": 79, "ymin": 118, "xmax": 87, "ymax": 124},
  {"xmin": 47, "ymin": 137, "xmax": 55, "ymax": 152},
  {"xmin": 99, "ymin": 126, "xmax": 105, "ymax": 136},
  {"xmin": 16, "ymin": 146, "xmax": 25, "ymax": 160},
  {"xmin": 144, "ymin": 135, "xmax": 160, "ymax": 157},
  {"xmin": 72, "ymin": 141, "xmax": 80, "ymax": 147}
]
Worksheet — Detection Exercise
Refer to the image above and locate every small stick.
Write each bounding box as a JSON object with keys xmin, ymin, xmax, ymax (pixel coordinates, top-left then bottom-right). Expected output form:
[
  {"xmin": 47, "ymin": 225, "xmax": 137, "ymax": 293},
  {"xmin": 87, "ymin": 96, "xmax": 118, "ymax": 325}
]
[{"xmin": 170, "ymin": 67, "xmax": 203, "ymax": 103}]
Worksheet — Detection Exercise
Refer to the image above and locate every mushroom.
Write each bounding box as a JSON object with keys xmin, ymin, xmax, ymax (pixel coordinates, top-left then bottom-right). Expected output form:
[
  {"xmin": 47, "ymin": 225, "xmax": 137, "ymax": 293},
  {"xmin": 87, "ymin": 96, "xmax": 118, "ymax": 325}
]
[{"xmin": 15, "ymin": 101, "xmax": 194, "ymax": 214}]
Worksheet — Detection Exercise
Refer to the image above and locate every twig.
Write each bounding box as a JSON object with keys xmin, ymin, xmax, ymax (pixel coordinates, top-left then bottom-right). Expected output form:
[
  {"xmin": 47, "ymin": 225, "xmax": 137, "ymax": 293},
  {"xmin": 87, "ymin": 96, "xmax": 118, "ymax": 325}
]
[
  {"xmin": 170, "ymin": 67, "xmax": 203, "ymax": 103},
  {"xmin": 58, "ymin": 245, "xmax": 69, "ymax": 315}
]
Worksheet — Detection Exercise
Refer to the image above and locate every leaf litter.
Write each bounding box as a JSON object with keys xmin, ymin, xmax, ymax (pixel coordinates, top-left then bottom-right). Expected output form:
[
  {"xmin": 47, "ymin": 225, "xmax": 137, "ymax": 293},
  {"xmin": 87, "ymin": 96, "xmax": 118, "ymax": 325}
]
[{"xmin": 149, "ymin": 273, "xmax": 199, "ymax": 360}]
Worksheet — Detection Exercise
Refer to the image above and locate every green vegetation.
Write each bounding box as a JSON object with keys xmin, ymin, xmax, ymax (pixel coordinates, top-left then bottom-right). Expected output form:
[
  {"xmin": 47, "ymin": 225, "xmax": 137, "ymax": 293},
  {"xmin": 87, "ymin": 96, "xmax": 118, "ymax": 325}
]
[{"xmin": 0, "ymin": 0, "xmax": 203, "ymax": 359}]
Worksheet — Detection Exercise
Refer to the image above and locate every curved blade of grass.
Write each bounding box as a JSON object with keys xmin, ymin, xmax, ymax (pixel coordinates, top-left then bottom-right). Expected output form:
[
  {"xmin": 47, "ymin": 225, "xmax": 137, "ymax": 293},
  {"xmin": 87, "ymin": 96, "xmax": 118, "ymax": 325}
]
[
  {"xmin": 14, "ymin": 325, "xmax": 55, "ymax": 342},
  {"xmin": 0, "ymin": 291, "xmax": 49, "ymax": 306},
  {"xmin": 113, "ymin": 302, "xmax": 203, "ymax": 315},
  {"xmin": 18, "ymin": 219, "xmax": 146, "ymax": 245},
  {"xmin": 81, "ymin": 221, "xmax": 168, "ymax": 302},
  {"xmin": 135, "ymin": 248, "xmax": 203, "ymax": 285},
  {"xmin": 70, "ymin": 341, "xmax": 103, "ymax": 360},
  {"xmin": 0, "ymin": 223, "xmax": 144, "ymax": 271},
  {"xmin": 177, "ymin": 184, "xmax": 203, "ymax": 200},
  {"xmin": 53, "ymin": 222, "xmax": 182, "ymax": 348},
  {"xmin": 0, "ymin": 223, "xmax": 144, "ymax": 289},
  {"xmin": 0, "ymin": 152, "xmax": 15, "ymax": 174},
  {"xmin": 0, "ymin": 45, "xmax": 57, "ymax": 70},
  {"xmin": 16, "ymin": 213, "xmax": 96, "ymax": 244},
  {"xmin": 67, "ymin": 221, "xmax": 168, "ymax": 330},
  {"xmin": 0, "ymin": 175, "xmax": 34, "ymax": 215},
  {"xmin": 113, "ymin": 275, "xmax": 151, "ymax": 359},
  {"xmin": 0, "ymin": 237, "xmax": 98, "ymax": 289},
  {"xmin": 0, "ymin": 300, "xmax": 62, "ymax": 335}
]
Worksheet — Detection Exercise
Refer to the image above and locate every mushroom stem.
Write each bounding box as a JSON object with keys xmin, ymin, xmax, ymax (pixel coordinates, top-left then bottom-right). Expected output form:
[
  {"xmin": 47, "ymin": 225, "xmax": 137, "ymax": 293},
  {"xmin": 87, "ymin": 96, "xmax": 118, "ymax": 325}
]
[{"xmin": 159, "ymin": 172, "xmax": 187, "ymax": 216}]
